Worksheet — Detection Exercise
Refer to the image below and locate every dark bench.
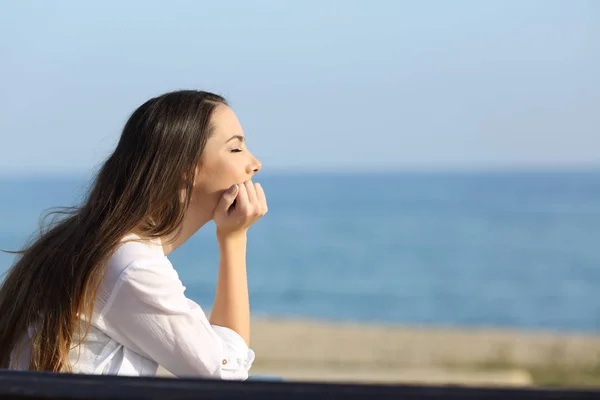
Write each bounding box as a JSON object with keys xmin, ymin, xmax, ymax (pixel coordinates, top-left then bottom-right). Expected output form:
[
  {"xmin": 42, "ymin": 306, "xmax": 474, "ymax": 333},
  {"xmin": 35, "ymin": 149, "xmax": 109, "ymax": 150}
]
[{"xmin": 0, "ymin": 370, "xmax": 599, "ymax": 399}]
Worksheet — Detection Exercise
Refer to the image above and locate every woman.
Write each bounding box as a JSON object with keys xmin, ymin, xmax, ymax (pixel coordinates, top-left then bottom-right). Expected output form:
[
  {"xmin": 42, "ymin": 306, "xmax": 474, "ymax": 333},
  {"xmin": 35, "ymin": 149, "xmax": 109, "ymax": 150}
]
[{"xmin": 0, "ymin": 90, "xmax": 266, "ymax": 380}]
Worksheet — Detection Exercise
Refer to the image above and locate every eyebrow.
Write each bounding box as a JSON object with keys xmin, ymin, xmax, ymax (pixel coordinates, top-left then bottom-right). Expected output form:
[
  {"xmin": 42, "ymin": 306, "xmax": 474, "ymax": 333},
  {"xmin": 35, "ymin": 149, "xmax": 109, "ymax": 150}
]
[{"xmin": 226, "ymin": 135, "xmax": 245, "ymax": 143}]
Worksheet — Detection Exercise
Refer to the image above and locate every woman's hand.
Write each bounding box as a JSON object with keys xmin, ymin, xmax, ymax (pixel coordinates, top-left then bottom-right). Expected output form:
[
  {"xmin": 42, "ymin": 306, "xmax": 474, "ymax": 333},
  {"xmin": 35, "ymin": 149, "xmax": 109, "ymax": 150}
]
[
  {"xmin": 211, "ymin": 181, "xmax": 265, "ymax": 345},
  {"xmin": 213, "ymin": 181, "xmax": 268, "ymax": 238}
]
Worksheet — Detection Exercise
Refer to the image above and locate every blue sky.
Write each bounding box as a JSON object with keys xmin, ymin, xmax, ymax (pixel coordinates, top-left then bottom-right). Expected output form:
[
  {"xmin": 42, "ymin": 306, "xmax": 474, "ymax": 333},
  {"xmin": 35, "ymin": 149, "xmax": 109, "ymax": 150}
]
[{"xmin": 0, "ymin": 0, "xmax": 598, "ymax": 175}]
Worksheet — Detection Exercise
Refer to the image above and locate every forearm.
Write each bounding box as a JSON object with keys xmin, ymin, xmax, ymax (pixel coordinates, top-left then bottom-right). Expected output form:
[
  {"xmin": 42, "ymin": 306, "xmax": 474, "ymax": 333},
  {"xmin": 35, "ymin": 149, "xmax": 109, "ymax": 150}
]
[{"xmin": 209, "ymin": 233, "xmax": 251, "ymax": 346}]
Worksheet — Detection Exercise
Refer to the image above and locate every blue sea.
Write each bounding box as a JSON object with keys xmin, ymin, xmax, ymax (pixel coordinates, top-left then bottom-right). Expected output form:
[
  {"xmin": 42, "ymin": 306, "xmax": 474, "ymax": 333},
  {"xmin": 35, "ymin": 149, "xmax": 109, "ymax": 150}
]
[{"xmin": 1, "ymin": 171, "xmax": 599, "ymax": 333}]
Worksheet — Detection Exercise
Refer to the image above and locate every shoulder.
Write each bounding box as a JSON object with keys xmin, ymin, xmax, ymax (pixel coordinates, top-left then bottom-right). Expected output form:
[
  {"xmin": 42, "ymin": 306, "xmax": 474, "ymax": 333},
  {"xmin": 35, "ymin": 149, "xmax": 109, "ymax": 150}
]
[
  {"xmin": 95, "ymin": 234, "xmax": 182, "ymax": 318},
  {"xmin": 112, "ymin": 234, "xmax": 163, "ymax": 261},
  {"xmin": 103, "ymin": 234, "xmax": 175, "ymax": 289}
]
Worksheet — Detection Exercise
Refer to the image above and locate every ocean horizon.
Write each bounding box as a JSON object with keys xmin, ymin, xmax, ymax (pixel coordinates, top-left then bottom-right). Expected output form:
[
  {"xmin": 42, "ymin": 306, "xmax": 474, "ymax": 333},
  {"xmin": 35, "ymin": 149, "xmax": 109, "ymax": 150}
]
[{"xmin": 1, "ymin": 170, "xmax": 599, "ymax": 333}]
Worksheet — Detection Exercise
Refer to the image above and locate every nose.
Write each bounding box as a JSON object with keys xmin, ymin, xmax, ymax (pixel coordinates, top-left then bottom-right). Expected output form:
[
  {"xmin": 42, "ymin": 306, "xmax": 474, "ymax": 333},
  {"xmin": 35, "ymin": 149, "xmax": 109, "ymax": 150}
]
[
  {"xmin": 253, "ymin": 158, "xmax": 262, "ymax": 174},
  {"xmin": 248, "ymin": 154, "xmax": 262, "ymax": 175}
]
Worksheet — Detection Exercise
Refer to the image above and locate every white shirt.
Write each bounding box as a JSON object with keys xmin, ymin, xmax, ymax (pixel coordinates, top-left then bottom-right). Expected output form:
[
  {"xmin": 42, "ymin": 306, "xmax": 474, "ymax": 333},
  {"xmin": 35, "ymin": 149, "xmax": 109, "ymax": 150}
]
[{"xmin": 10, "ymin": 234, "xmax": 255, "ymax": 379}]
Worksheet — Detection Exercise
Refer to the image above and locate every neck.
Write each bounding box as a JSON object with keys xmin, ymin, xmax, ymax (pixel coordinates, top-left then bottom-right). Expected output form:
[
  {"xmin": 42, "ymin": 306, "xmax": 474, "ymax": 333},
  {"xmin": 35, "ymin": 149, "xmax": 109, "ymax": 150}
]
[{"xmin": 160, "ymin": 205, "xmax": 213, "ymax": 255}]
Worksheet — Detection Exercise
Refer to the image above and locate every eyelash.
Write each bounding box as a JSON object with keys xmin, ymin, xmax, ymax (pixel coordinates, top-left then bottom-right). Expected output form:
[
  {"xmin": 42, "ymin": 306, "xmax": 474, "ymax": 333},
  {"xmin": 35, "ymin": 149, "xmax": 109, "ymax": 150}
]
[{"xmin": 231, "ymin": 148, "xmax": 243, "ymax": 153}]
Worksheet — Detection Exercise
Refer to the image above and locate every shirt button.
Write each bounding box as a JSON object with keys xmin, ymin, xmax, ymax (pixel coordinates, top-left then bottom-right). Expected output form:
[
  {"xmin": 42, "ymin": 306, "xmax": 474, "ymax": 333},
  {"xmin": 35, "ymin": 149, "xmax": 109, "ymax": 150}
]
[{"xmin": 222, "ymin": 359, "xmax": 228, "ymax": 366}]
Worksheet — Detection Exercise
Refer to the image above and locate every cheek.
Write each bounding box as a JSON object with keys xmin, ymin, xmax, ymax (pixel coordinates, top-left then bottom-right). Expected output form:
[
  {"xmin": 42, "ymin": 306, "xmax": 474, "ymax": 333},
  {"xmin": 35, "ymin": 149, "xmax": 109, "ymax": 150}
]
[
  {"xmin": 196, "ymin": 156, "xmax": 245, "ymax": 194},
  {"xmin": 226, "ymin": 159, "xmax": 247, "ymax": 182},
  {"xmin": 216, "ymin": 155, "xmax": 247, "ymax": 182}
]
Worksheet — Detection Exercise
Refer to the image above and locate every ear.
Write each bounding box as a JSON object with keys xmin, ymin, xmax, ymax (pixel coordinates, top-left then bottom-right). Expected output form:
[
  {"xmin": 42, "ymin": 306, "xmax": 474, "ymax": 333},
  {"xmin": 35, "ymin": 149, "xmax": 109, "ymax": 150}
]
[
  {"xmin": 191, "ymin": 161, "xmax": 205, "ymax": 187},
  {"xmin": 181, "ymin": 163, "xmax": 201, "ymax": 188}
]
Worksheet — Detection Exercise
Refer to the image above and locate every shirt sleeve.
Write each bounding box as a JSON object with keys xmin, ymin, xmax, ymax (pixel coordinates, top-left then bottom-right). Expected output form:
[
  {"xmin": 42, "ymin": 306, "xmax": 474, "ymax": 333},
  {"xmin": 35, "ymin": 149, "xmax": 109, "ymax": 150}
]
[{"xmin": 96, "ymin": 259, "xmax": 255, "ymax": 380}]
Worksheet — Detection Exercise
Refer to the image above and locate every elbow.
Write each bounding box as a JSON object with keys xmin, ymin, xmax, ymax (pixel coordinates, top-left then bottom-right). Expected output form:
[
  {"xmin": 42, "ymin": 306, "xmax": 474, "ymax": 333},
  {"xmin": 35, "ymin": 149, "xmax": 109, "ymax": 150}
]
[
  {"xmin": 196, "ymin": 362, "xmax": 250, "ymax": 381},
  {"xmin": 217, "ymin": 368, "xmax": 250, "ymax": 381},
  {"xmin": 210, "ymin": 353, "xmax": 253, "ymax": 381},
  {"xmin": 192, "ymin": 346, "xmax": 253, "ymax": 381}
]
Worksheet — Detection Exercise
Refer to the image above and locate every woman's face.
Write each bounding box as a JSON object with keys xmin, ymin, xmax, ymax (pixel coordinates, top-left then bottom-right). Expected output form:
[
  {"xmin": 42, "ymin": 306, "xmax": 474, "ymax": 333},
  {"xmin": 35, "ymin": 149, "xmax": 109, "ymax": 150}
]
[{"xmin": 191, "ymin": 104, "xmax": 262, "ymax": 217}]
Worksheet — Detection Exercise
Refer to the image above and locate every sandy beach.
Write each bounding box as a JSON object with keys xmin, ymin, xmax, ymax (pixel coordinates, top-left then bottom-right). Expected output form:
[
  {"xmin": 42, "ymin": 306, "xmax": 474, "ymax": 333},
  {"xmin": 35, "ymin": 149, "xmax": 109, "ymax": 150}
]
[{"xmin": 159, "ymin": 317, "xmax": 600, "ymax": 387}]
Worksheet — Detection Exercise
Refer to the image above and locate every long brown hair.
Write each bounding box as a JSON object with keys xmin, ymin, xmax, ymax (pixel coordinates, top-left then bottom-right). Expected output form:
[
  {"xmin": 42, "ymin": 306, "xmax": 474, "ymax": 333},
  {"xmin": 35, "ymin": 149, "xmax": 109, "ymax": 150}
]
[{"xmin": 0, "ymin": 90, "xmax": 227, "ymax": 372}]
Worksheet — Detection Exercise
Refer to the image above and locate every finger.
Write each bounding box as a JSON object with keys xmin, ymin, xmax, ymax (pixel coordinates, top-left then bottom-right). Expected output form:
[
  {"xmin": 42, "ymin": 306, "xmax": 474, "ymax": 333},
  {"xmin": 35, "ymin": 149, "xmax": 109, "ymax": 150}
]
[
  {"xmin": 255, "ymin": 183, "xmax": 268, "ymax": 214},
  {"xmin": 244, "ymin": 180, "xmax": 258, "ymax": 206},
  {"xmin": 217, "ymin": 184, "xmax": 239, "ymax": 213},
  {"xmin": 236, "ymin": 181, "xmax": 250, "ymax": 214}
]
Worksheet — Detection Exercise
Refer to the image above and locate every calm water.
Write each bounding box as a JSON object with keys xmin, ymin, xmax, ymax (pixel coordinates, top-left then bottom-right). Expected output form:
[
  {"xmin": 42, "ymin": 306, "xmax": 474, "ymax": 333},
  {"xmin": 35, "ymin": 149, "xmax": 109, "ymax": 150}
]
[{"xmin": 1, "ymin": 172, "xmax": 599, "ymax": 333}]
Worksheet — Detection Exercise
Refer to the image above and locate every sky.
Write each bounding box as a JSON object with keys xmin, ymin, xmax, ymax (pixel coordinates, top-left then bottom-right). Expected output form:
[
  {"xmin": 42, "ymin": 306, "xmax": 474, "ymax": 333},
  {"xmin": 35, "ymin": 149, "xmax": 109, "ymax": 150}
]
[{"xmin": 0, "ymin": 0, "xmax": 598, "ymax": 175}]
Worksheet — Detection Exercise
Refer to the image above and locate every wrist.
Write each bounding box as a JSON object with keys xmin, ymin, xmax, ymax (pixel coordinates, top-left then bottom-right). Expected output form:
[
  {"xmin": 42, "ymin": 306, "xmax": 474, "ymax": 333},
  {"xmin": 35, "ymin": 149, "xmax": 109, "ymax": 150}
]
[{"xmin": 216, "ymin": 230, "xmax": 248, "ymax": 245}]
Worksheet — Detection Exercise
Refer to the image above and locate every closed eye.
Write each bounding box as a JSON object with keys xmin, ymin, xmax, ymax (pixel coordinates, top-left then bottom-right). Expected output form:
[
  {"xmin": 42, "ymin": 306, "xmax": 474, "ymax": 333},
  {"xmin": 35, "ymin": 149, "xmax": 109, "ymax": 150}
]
[{"xmin": 231, "ymin": 148, "xmax": 243, "ymax": 153}]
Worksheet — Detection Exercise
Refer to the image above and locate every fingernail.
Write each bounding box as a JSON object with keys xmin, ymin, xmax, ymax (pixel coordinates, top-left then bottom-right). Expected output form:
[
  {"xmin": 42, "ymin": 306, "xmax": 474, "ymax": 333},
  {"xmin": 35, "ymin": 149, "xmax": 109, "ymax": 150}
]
[{"xmin": 231, "ymin": 184, "xmax": 238, "ymax": 191}]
